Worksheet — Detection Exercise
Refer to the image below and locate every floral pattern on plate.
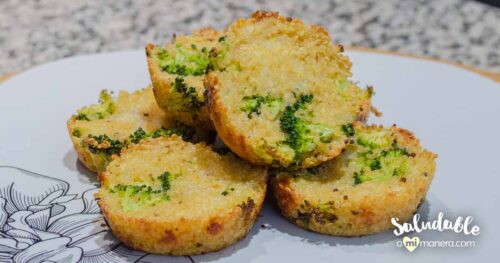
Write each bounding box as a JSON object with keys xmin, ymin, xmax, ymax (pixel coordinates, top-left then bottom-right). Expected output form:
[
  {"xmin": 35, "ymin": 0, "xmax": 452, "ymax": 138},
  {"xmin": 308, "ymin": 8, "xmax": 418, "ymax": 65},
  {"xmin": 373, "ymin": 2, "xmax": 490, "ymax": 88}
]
[{"xmin": 0, "ymin": 166, "xmax": 148, "ymax": 263}]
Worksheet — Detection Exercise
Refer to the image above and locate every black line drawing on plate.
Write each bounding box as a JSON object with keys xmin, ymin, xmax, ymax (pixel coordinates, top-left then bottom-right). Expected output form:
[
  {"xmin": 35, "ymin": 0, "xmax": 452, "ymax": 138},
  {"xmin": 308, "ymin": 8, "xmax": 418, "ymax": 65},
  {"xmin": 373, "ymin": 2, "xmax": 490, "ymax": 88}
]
[{"xmin": 0, "ymin": 166, "xmax": 196, "ymax": 263}]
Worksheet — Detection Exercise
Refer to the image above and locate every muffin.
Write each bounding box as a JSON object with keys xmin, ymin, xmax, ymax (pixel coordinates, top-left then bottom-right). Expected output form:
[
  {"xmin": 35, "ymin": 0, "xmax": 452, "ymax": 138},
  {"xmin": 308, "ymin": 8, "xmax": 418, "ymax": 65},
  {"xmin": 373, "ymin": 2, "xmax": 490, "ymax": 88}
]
[
  {"xmin": 271, "ymin": 123, "xmax": 437, "ymax": 236},
  {"xmin": 146, "ymin": 28, "xmax": 221, "ymax": 130},
  {"xmin": 67, "ymin": 86, "xmax": 211, "ymax": 173},
  {"xmin": 206, "ymin": 11, "xmax": 372, "ymax": 169},
  {"xmin": 97, "ymin": 136, "xmax": 268, "ymax": 255}
]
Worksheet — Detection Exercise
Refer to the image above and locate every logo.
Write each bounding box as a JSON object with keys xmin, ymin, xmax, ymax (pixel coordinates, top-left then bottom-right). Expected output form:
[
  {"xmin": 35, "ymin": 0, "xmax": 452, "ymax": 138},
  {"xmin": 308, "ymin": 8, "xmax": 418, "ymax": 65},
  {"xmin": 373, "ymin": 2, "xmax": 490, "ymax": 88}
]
[
  {"xmin": 392, "ymin": 212, "xmax": 480, "ymax": 252},
  {"xmin": 402, "ymin": 236, "xmax": 420, "ymax": 252}
]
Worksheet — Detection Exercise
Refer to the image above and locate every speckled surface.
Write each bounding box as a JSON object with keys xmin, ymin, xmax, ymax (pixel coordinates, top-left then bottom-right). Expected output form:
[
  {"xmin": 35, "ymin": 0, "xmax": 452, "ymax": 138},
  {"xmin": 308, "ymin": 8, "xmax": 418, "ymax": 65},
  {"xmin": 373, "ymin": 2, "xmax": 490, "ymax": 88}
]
[{"xmin": 1, "ymin": 0, "xmax": 499, "ymax": 75}]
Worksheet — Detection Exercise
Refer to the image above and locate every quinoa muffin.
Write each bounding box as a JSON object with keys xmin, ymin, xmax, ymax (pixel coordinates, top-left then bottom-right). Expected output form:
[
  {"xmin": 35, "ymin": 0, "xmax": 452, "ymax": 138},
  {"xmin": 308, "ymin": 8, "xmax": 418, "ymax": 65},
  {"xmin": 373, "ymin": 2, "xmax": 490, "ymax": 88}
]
[
  {"xmin": 146, "ymin": 28, "xmax": 221, "ymax": 130},
  {"xmin": 97, "ymin": 136, "xmax": 268, "ymax": 255},
  {"xmin": 271, "ymin": 123, "xmax": 437, "ymax": 236},
  {"xmin": 206, "ymin": 11, "xmax": 372, "ymax": 169},
  {"xmin": 67, "ymin": 86, "xmax": 211, "ymax": 173}
]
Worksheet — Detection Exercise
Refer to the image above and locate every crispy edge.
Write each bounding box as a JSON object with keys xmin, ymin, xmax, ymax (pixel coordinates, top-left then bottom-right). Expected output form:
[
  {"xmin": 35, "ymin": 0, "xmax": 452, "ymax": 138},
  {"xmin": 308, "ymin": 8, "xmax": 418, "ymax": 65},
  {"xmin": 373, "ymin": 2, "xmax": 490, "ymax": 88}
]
[
  {"xmin": 187, "ymin": 27, "xmax": 220, "ymax": 41},
  {"xmin": 67, "ymin": 116, "xmax": 116, "ymax": 173},
  {"xmin": 205, "ymin": 73, "xmax": 268, "ymax": 166},
  {"xmin": 98, "ymin": 192, "xmax": 265, "ymax": 255}
]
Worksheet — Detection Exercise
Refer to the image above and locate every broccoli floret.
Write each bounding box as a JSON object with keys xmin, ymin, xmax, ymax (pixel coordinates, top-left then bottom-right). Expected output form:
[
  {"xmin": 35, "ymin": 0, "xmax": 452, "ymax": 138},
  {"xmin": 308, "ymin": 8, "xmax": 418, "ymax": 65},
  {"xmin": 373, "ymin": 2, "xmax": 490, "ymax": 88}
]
[
  {"xmin": 369, "ymin": 159, "xmax": 382, "ymax": 170},
  {"xmin": 171, "ymin": 77, "xmax": 205, "ymax": 109},
  {"xmin": 158, "ymin": 172, "xmax": 173, "ymax": 192},
  {"xmin": 129, "ymin": 127, "xmax": 148, "ymax": 144},
  {"xmin": 356, "ymin": 130, "xmax": 392, "ymax": 149},
  {"xmin": 341, "ymin": 123, "xmax": 355, "ymax": 137},
  {"xmin": 85, "ymin": 124, "xmax": 194, "ymax": 158},
  {"xmin": 221, "ymin": 187, "xmax": 234, "ymax": 196},
  {"xmin": 76, "ymin": 90, "xmax": 115, "ymax": 121},
  {"xmin": 208, "ymin": 37, "xmax": 230, "ymax": 71},
  {"xmin": 157, "ymin": 44, "xmax": 210, "ymax": 76},
  {"xmin": 72, "ymin": 128, "xmax": 82, "ymax": 138},
  {"xmin": 129, "ymin": 124, "xmax": 195, "ymax": 144},
  {"xmin": 109, "ymin": 171, "xmax": 181, "ymax": 212},
  {"xmin": 76, "ymin": 113, "xmax": 89, "ymax": 121},
  {"xmin": 352, "ymin": 146, "xmax": 411, "ymax": 185},
  {"xmin": 307, "ymin": 124, "xmax": 334, "ymax": 143},
  {"xmin": 280, "ymin": 94, "xmax": 314, "ymax": 149},
  {"xmin": 218, "ymin": 36, "xmax": 227, "ymax": 43},
  {"xmin": 149, "ymin": 127, "xmax": 180, "ymax": 139},
  {"xmin": 241, "ymin": 96, "xmax": 260, "ymax": 116},
  {"xmin": 84, "ymin": 134, "xmax": 125, "ymax": 156},
  {"xmin": 279, "ymin": 94, "xmax": 333, "ymax": 163},
  {"xmin": 241, "ymin": 95, "xmax": 283, "ymax": 119}
]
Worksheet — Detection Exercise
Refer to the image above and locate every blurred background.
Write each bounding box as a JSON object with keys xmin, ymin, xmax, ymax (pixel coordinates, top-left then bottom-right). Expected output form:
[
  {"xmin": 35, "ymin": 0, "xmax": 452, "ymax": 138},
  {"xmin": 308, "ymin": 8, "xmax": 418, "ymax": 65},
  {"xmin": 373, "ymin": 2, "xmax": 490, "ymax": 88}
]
[{"xmin": 1, "ymin": 0, "xmax": 499, "ymax": 76}]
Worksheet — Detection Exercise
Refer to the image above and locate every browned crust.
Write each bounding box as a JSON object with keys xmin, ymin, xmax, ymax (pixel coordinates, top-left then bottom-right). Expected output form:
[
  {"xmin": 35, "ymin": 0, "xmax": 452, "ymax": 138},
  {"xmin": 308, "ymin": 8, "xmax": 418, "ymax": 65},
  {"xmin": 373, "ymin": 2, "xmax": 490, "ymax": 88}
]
[
  {"xmin": 206, "ymin": 73, "xmax": 266, "ymax": 166},
  {"xmin": 146, "ymin": 43, "xmax": 173, "ymax": 114},
  {"xmin": 251, "ymin": 10, "xmax": 280, "ymax": 20},
  {"xmin": 270, "ymin": 176, "xmax": 302, "ymax": 219},
  {"xmin": 228, "ymin": 10, "xmax": 331, "ymax": 40},
  {"xmin": 67, "ymin": 116, "xmax": 99, "ymax": 172},
  {"xmin": 190, "ymin": 27, "xmax": 220, "ymax": 41},
  {"xmin": 98, "ymin": 178, "xmax": 266, "ymax": 256}
]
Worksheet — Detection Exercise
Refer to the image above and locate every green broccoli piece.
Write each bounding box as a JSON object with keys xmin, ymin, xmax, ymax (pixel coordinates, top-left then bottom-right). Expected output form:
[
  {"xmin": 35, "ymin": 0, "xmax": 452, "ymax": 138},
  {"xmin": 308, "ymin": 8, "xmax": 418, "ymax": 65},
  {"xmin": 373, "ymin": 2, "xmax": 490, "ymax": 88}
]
[
  {"xmin": 109, "ymin": 171, "xmax": 181, "ymax": 212},
  {"xmin": 171, "ymin": 77, "xmax": 205, "ymax": 109},
  {"xmin": 207, "ymin": 37, "xmax": 230, "ymax": 71},
  {"xmin": 129, "ymin": 124, "xmax": 195, "ymax": 144},
  {"xmin": 218, "ymin": 36, "xmax": 227, "ymax": 43},
  {"xmin": 84, "ymin": 134, "xmax": 126, "ymax": 156},
  {"xmin": 76, "ymin": 90, "xmax": 115, "ymax": 121},
  {"xmin": 241, "ymin": 96, "xmax": 260, "ymax": 116},
  {"xmin": 352, "ymin": 145, "xmax": 411, "ymax": 185},
  {"xmin": 341, "ymin": 123, "xmax": 355, "ymax": 137},
  {"xmin": 149, "ymin": 127, "xmax": 181, "ymax": 139},
  {"xmin": 279, "ymin": 94, "xmax": 314, "ymax": 148},
  {"xmin": 128, "ymin": 121, "xmax": 198, "ymax": 145},
  {"xmin": 72, "ymin": 128, "xmax": 82, "ymax": 138},
  {"xmin": 129, "ymin": 127, "xmax": 148, "ymax": 144},
  {"xmin": 356, "ymin": 130, "xmax": 392, "ymax": 149},
  {"xmin": 307, "ymin": 124, "xmax": 334, "ymax": 143},
  {"xmin": 157, "ymin": 44, "xmax": 210, "ymax": 76},
  {"xmin": 158, "ymin": 172, "xmax": 173, "ymax": 192},
  {"xmin": 241, "ymin": 95, "xmax": 283, "ymax": 119},
  {"xmin": 221, "ymin": 186, "xmax": 235, "ymax": 196},
  {"xmin": 279, "ymin": 94, "xmax": 334, "ymax": 163}
]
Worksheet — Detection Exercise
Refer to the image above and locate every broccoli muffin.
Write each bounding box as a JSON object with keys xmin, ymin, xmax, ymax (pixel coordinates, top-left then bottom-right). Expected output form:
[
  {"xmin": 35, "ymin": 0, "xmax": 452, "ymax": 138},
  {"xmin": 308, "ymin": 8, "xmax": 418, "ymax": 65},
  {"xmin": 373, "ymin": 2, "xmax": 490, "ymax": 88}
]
[
  {"xmin": 146, "ymin": 28, "xmax": 221, "ymax": 130},
  {"xmin": 271, "ymin": 123, "xmax": 437, "ymax": 236},
  {"xmin": 206, "ymin": 11, "xmax": 372, "ymax": 169},
  {"xmin": 67, "ymin": 86, "xmax": 211, "ymax": 173},
  {"xmin": 97, "ymin": 136, "xmax": 267, "ymax": 255}
]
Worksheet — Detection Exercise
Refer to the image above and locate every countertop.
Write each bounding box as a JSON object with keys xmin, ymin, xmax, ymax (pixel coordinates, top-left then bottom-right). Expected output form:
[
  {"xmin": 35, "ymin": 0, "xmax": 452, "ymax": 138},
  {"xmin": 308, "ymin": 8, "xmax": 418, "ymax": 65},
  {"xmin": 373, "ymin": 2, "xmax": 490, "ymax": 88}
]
[{"xmin": 1, "ymin": 0, "xmax": 499, "ymax": 75}]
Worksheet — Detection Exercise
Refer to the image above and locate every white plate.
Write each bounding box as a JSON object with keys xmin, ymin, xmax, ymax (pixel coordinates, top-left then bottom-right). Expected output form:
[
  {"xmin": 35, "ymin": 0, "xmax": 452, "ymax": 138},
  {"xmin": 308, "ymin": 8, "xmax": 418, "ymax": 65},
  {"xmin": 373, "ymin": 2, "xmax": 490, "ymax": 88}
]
[{"xmin": 0, "ymin": 50, "xmax": 498, "ymax": 263}]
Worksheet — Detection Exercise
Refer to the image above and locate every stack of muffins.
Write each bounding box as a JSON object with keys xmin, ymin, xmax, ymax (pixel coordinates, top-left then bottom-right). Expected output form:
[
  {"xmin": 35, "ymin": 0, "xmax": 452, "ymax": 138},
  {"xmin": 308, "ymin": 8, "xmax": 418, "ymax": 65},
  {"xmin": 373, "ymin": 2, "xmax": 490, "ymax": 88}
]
[{"xmin": 67, "ymin": 11, "xmax": 436, "ymax": 256}]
